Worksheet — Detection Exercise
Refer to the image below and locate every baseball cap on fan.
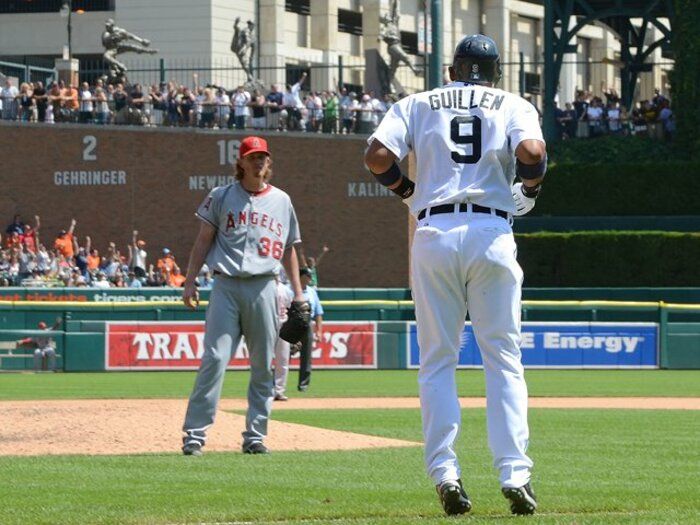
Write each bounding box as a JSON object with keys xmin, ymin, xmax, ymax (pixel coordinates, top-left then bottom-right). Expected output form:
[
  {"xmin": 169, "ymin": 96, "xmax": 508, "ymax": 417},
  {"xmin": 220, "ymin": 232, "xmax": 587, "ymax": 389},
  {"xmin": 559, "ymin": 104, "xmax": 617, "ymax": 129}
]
[{"xmin": 239, "ymin": 136, "xmax": 270, "ymax": 158}]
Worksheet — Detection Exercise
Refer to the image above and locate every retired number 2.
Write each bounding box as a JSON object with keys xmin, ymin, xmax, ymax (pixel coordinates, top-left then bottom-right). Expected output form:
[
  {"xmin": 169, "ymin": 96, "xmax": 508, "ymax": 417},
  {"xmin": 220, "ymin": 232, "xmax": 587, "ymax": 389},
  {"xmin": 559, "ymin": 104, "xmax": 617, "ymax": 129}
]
[{"xmin": 450, "ymin": 115, "xmax": 482, "ymax": 164}]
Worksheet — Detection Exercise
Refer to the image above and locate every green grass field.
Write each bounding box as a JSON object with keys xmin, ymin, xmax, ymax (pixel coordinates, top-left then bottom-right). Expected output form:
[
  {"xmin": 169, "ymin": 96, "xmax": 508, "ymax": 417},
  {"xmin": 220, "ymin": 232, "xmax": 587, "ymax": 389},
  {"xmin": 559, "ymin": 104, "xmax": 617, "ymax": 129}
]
[{"xmin": 1, "ymin": 370, "xmax": 699, "ymax": 524}]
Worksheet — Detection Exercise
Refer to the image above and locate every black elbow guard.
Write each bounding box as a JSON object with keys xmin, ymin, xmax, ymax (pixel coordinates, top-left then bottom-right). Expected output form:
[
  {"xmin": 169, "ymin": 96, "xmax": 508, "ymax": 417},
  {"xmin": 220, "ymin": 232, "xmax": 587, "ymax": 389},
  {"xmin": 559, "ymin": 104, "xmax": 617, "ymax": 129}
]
[
  {"xmin": 516, "ymin": 154, "xmax": 547, "ymax": 180},
  {"xmin": 371, "ymin": 162, "xmax": 414, "ymax": 199}
]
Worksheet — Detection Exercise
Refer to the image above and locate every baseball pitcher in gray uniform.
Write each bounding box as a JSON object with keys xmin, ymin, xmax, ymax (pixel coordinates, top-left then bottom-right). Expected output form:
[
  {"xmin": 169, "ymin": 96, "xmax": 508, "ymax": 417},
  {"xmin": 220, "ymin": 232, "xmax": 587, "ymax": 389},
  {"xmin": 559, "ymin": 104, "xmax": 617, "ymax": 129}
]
[{"xmin": 181, "ymin": 135, "xmax": 306, "ymax": 456}]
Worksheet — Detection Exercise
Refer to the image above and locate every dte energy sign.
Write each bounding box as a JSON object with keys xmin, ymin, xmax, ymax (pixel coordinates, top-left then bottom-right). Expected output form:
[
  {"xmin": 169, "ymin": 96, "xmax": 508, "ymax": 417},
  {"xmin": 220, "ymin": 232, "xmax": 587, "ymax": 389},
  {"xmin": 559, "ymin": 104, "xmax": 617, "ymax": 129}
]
[
  {"xmin": 105, "ymin": 321, "xmax": 377, "ymax": 370},
  {"xmin": 408, "ymin": 322, "xmax": 658, "ymax": 369}
]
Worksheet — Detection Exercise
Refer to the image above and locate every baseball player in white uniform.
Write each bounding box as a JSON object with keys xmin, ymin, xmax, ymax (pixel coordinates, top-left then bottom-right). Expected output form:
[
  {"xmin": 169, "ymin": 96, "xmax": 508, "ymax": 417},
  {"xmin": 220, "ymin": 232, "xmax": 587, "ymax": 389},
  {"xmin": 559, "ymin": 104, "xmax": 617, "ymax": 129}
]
[
  {"xmin": 273, "ymin": 277, "xmax": 294, "ymax": 401},
  {"xmin": 365, "ymin": 34, "xmax": 547, "ymax": 516},
  {"xmin": 181, "ymin": 135, "xmax": 307, "ymax": 456}
]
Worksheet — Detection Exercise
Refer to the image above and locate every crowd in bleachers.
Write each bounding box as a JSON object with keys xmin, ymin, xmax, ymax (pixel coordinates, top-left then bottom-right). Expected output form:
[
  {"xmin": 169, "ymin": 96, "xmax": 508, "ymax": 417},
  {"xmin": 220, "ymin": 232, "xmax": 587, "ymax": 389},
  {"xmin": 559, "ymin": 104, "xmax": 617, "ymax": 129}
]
[
  {"xmin": 554, "ymin": 84, "xmax": 674, "ymax": 140},
  {"xmin": 1, "ymin": 75, "xmax": 674, "ymax": 140},
  {"xmin": 0, "ymin": 73, "xmax": 400, "ymax": 135},
  {"xmin": 0, "ymin": 214, "xmax": 212, "ymax": 289}
]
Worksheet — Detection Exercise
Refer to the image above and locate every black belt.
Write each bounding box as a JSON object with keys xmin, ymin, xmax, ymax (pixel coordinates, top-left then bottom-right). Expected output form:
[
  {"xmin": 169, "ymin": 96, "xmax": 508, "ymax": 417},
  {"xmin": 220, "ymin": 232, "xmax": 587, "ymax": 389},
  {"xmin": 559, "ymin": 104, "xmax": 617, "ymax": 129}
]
[{"xmin": 417, "ymin": 203, "xmax": 508, "ymax": 221}]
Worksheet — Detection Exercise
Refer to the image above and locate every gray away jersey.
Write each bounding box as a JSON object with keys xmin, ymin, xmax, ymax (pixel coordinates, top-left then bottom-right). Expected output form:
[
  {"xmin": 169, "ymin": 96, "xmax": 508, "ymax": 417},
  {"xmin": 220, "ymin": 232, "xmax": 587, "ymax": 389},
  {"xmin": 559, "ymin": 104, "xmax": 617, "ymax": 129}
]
[
  {"xmin": 369, "ymin": 81, "xmax": 544, "ymax": 216},
  {"xmin": 196, "ymin": 181, "xmax": 301, "ymax": 277}
]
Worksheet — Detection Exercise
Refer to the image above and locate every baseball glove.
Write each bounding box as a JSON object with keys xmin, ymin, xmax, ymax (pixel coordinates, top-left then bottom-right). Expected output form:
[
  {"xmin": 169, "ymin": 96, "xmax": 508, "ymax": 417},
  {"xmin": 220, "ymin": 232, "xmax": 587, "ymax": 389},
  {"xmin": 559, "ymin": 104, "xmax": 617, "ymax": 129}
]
[
  {"xmin": 289, "ymin": 341, "xmax": 302, "ymax": 356},
  {"xmin": 279, "ymin": 300, "xmax": 311, "ymax": 344}
]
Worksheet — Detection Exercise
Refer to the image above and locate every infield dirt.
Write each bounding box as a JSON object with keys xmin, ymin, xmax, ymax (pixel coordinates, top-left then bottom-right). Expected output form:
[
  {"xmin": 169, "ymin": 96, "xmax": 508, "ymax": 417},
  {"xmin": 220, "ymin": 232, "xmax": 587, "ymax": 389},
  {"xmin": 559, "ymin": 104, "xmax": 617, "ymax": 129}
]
[{"xmin": 0, "ymin": 397, "xmax": 697, "ymax": 456}]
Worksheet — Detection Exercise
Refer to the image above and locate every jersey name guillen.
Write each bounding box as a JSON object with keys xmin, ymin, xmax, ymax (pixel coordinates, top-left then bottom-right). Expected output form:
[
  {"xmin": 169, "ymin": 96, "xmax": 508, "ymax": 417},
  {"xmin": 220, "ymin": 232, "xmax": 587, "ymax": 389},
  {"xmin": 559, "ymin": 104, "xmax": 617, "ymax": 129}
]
[
  {"xmin": 196, "ymin": 181, "xmax": 301, "ymax": 278},
  {"xmin": 369, "ymin": 81, "xmax": 544, "ymax": 216}
]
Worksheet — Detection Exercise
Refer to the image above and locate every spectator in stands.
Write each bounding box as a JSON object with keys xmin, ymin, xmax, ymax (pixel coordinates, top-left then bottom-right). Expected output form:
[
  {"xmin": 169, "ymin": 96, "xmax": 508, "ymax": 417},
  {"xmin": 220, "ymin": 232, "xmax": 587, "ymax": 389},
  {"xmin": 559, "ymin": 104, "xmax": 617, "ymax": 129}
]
[
  {"xmin": 265, "ymin": 84, "xmax": 284, "ymax": 130},
  {"xmin": 149, "ymin": 83, "xmax": 166, "ymax": 126},
  {"xmin": 86, "ymin": 237, "xmax": 101, "ymax": 275},
  {"xmin": 127, "ymin": 270, "xmax": 142, "ymax": 288},
  {"xmin": 78, "ymin": 81, "xmax": 94, "ymax": 124},
  {"xmin": 18, "ymin": 82, "xmax": 34, "ymax": 122},
  {"xmin": 22, "ymin": 215, "xmax": 40, "ymax": 254},
  {"xmin": 601, "ymin": 82, "xmax": 620, "ymax": 106},
  {"xmin": 1, "ymin": 78, "xmax": 19, "ymax": 120},
  {"xmin": 63, "ymin": 82, "xmax": 79, "ymax": 122},
  {"xmin": 606, "ymin": 100, "xmax": 622, "ymax": 134},
  {"xmin": 167, "ymin": 265, "xmax": 186, "ymax": 287},
  {"xmin": 355, "ymin": 93, "xmax": 375, "ymax": 134},
  {"xmin": 32, "ymin": 81, "xmax": 48, "ymax": 123},
  {"xmin": 48, "ymin": 81, "xmax": 63, "ymax": 122},
  {"xmin": 282, "ymin": 72, "xmax": 307, "ymax": 131},
  {"xmin": 304, "ymin": 91, "xmax": 323, "ymax": 133},
  {"xmin": 554, "ymin": 101, "xmax": 572, "ymax": 139},
  {"xmin": 339, "ymin": 89, "xmax": 357, "ymax": 134},
  {"xmin": 652, "ymin": 87, "xmax": 667, "ymax": 109},
  {"xmin": 129, "ymin": 230, "xmax": 148, "ymax": 279},
  {"xmin": 53, "ymin": 218, "xmax": 76, "ymax": 260},
  {"xmin": 100, "ymin": 241, "xmax": 122, "ymax": 278},
  {"xmin": 585, "ymin": 96, "xmax": 605, "ymax": 137},
  {"xmin": 368, "ymin": 90, "xmax": 386, "ymax": 129},
  {"xmin": 299, "ymin": 244, "xmax": 329, "ymax": 287},
  {"xmin": 215, "ymin": 87, "xmax": 230, "ymax": 129},
  {"xmin": 94, "ymin": 86, "xmax": 110, "ymax": 124},
  {"xmin": 199, "ymin": 87, "xmax": 217, "ymax": 129},
  {"xmin": 658, "ymin": 99, "xmax": 674, "ymax": 140},
  {"xmin": 147, "ymin": 263, "xmax": 166, "ymax": 287},
  {"xmin": 322, "ymin": 90, "xmax": 339, "ymax": 134},
  {"xmin": 180, "ymin": 87, "xmax": 196, "ymax": 126},
  {"xmin": 572, "ymin": 89, "xmax": 588, "ymax": 125},
  {"xmin": 165, "ymin": 82, "xmax": 180, "ymax": 126},
  {"xmin": 231, "ymin": 85, "xmax": 251, "ymax": 129},
  {"xmin": 5, "ymin": 214, "xmax": 25, "ymax": 241},
  {"xmin": 249, "ymin": 88, "xmax": 266, "ymax": 130},
  {"xmin": 112, "ymin": 83, "xmax": 130, "ymax": 124},
  {"xmin": 129, "ymin": 83, "xmax": 147, "ymax": 125},
  {"xmin": 197, "ymin": 264, "xmax": 214, "ymax": 288},
  {"xmin": 92, "ymin": 270, "xmax": 111, "ymax": 289},
  {"xmin": 17, "ymin": 317, "xmax": 62, "ymax": 372},
  {"xmin": 16, "ymin": 243, "xmax": 35, "ymax": 282},
  {"xmin": 35, "ymin": 243, "xmax": 51, "ymax": 274},
  {"xmin": 156, "ymin": 248, "xmax": 176, "ymax": 280}
]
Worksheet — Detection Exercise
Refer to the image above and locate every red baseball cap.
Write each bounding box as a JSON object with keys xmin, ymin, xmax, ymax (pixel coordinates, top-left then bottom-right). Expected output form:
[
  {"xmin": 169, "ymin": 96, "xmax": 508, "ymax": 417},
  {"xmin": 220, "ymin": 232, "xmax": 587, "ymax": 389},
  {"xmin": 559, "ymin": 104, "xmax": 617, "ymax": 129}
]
[{"xmin": 239, "ymin": 136, "xmax": 270, "ymax": 158}]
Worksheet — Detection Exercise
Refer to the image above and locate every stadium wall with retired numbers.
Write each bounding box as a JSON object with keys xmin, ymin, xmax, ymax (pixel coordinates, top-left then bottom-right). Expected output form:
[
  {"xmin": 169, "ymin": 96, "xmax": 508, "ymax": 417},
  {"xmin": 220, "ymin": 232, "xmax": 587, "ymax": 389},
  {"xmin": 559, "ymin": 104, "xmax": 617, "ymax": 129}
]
[{"xmin": 0, "ymin": 122, "xmax": 411, "ymax": 288}]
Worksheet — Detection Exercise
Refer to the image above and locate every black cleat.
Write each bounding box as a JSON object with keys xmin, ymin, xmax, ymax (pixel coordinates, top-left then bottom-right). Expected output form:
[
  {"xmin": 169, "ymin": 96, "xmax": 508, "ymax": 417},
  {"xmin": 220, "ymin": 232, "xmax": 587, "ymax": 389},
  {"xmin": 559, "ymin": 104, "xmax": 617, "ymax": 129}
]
[
  {"xmin": 242, "ymin": 441, "xmax": 270, "ymax": 454},
  {"xmin": 502, "ymin": 482, "xmax": 537, "ymax": 515},
  {"xmin": 182, "ymin": 441, "xmax": 203, "ymax": 456},
  {"xmin": 436, "ymin": 479, "xmax": 472, "ymax": 516}
]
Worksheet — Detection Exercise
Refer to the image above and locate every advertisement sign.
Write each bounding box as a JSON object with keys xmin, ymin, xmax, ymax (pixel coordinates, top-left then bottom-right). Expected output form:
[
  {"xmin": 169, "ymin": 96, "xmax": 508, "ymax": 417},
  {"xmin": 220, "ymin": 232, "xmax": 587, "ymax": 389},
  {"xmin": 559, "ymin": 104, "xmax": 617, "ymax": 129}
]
[
  {"xmin": 105, "ymin": 321, "xmax": 377, "ymax": 370},
  {"xmin": 0, "ymin": 288, "xmax": 210, "ymax": 303},
  {"xmin": 407, "ymin": 322, "xmax": 658, "ymax": 369}
]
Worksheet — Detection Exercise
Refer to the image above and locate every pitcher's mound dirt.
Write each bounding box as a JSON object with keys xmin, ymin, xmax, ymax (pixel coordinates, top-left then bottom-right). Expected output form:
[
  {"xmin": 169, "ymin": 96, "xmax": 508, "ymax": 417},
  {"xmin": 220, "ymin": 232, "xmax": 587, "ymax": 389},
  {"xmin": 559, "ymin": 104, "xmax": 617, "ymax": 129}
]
[{"xmin": 0, "ymin": 397, "xmax": 697, "ymax": 456}]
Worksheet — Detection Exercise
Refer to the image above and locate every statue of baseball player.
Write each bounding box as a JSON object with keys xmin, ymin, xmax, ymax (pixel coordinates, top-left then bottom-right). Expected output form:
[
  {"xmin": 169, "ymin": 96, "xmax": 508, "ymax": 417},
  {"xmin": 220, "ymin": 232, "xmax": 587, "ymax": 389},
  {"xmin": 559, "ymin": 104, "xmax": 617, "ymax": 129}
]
[
  {"xmin": 378, "ymin": 0, "xmax": 419, "ymax": 92},
  {"xmin": 181, "ymin": 135, "xmax": 307, "ymax": 456},
  {"xmin": 364, "ymin": 34, "xmax": 547, "ymax": 515},
  {"xmin": 231, "ymin": 17, "xmax": 256, "ymax": 82},
  {"xmin": 102, "ymin": 19, "xmax": 158, "ymax": 82}
]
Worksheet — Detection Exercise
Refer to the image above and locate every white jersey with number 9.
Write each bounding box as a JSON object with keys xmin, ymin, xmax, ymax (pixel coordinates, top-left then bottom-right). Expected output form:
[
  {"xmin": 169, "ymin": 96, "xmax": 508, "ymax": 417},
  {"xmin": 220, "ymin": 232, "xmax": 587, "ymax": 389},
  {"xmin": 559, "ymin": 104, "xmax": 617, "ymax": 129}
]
[{"xmin": 369, "ymin": 81, "xmax": 543, "ymax": 216}]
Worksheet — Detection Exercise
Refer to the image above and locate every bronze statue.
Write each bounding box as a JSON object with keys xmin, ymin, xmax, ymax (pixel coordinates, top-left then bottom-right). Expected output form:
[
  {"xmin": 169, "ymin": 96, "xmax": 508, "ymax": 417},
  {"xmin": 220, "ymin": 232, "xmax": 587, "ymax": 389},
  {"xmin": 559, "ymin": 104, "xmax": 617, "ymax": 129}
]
[
  {"xmin": 231, "ymin": 17, "xmax": 256, "ymax": 81},
  {"xmin": 102, "ymin": 19, "xmax": 158, "ymax": 83},
  {"xmin": 378, "ymin": 0, "xmax": 419, "ymax": 92}
]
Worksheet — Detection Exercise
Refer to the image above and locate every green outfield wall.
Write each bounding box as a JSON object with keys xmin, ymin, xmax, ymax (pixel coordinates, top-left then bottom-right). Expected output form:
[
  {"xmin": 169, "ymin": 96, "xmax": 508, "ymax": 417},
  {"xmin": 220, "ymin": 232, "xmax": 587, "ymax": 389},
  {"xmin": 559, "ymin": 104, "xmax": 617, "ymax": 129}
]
[{"xmin": 1, "ymin": 287, "xmax": 699, "ymax": 371}]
